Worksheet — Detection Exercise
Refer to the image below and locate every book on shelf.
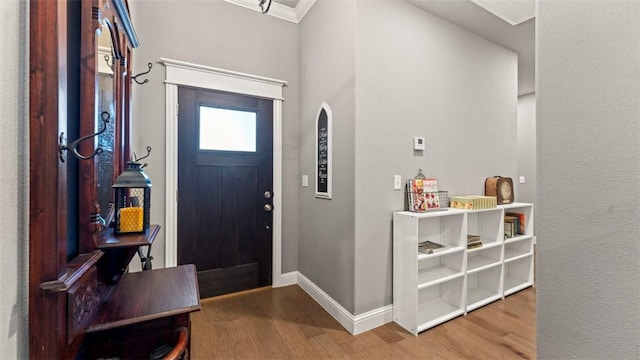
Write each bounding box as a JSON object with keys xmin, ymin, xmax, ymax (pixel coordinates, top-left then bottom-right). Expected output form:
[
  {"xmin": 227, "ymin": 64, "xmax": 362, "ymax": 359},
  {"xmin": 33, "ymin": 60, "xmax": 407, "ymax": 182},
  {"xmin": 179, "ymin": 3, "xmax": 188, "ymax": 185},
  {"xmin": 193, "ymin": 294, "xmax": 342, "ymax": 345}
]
[
  {"xmin": 504, "ymin": 215, "xmax": 518, "ymax": 239},
  {"xmin": 467, "ymin": 234, "xmax": 481, "ymax": 243},
  {"xmin": 418, "ymin": 241, "xmax": 446, "ymax": 254},
  {"xmin": 504, "ymin": 220, "xmax": 516, "ymax": 239},
  {"xmin": 422, "ymin": 178, "xmax": 440, "ymax": 209},
  {"xmin": 406, "ymin": 179, "xmax": 423, "ymax": 212},
  {"xmin": 407, "ymin": 178, "xmax": 441, "ymax": 212},
  {"xmin": 506, "ymin": 212, "xmax": 525, "ymax": 235},
  {"xmin": 466, "ymin": 234, "xmax": 482, "ymax": 249}
]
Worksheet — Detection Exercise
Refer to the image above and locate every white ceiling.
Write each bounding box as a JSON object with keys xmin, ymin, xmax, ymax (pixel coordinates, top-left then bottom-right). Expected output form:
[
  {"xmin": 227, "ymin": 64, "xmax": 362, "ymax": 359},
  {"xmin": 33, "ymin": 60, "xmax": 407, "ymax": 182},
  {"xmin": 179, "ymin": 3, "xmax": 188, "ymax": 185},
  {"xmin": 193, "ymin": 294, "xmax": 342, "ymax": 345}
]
[{"xmin": 271, "ymin": 0, "xmax": 535, "ymax": 96}]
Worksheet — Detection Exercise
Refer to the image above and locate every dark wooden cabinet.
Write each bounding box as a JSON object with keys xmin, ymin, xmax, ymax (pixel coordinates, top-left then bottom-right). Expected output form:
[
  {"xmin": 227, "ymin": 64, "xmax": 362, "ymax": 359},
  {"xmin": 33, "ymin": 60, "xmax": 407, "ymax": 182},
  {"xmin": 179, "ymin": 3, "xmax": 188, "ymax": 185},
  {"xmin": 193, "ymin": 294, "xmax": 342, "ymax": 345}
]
[{"xmin": 28, "ymin": 1, "xmax": 200, "ymax": 359}]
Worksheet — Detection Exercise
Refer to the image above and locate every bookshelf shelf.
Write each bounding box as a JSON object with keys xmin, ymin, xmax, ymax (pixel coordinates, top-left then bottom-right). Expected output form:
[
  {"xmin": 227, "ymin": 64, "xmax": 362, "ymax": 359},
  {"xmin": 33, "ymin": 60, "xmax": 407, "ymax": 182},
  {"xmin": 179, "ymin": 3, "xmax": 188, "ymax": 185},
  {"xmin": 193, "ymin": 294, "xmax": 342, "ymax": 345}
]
[
  {"xmin": 418, "ymin": 268, "xmax": 464, "ymax": 289},
  {"xmin": 466, "ymin": 265, "xmax": 502, "ymax": 312},
  {"xmin": 393, "ymin": 202, "xmax": 534, "ymax": 335},
  {"xmin": 467, "ymin": 245, "xmax": 501, "ymax": 273},
  {"xmin": 504, "ymin": 234, "xmax": 531, "ymax": 244},
  {"xmin": 504, "ymin": 235, "xmax": 533, "ymax": 261},
  {"xmin": 504, "ymin": 255, "xmax": 534, "ymax": 295},
  {"xmin": 467, "ymin": 256, "xmax": 500, "ymax": 274},
  {"xmin": 417, "ymin": 246, "xmax": 464, "ymax": 260},
  {"xmin": 467, "ymin": 241, "xmax": 501, "ymax": 252},
  {"xmin": 505, "ymin": 249, "xmax": 531, "ymax": 262},
  {"xmin": 417, "ymin": 301, "xmax": 464, "ymax": 333},
  {"xmin": 467, "ymin": 288, "xmax": 502, "ymax": 312}
]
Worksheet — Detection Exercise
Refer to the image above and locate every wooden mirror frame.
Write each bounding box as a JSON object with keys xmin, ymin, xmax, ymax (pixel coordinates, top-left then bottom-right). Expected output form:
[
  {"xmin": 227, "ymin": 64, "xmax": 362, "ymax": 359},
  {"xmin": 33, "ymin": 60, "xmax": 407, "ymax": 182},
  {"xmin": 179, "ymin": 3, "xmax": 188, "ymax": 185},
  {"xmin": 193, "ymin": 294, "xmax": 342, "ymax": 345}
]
[
  {"xmin": 78, "ymin": 0, "xmax": 138, "ymax": 254},
  {"xmin": 29, "ymin": 0, "xmax": 138, "ymax": 358}
]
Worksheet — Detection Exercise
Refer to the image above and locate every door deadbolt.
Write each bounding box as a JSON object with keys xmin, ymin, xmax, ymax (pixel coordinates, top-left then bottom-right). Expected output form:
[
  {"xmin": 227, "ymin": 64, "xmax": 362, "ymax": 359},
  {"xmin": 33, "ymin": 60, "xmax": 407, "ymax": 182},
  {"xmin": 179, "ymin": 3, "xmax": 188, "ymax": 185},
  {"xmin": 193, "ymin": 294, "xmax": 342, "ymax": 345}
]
[
  {"xmin": 264, "ymin": 191, "xmax": 272, "ymax": 199},
  {"xmin": 264, "ymin": 204, "xmax": 273, "ymax": 212}
]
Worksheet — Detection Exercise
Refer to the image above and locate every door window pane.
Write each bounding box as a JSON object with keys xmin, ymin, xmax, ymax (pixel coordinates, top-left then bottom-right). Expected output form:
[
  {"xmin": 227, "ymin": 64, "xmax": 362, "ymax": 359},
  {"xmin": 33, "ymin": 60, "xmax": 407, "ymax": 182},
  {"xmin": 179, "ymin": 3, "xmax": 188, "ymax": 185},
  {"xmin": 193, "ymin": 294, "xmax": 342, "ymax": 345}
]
[{"xmin": 199, "ymin": 106, "xmax": 256, "ymax": 152}]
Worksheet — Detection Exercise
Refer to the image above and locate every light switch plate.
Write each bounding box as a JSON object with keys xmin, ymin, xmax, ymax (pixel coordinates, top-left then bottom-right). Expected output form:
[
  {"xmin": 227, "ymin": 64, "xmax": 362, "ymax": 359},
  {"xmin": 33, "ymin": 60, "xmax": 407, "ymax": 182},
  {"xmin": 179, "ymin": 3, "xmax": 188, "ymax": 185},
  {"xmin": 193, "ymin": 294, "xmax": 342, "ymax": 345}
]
[
  {"xmin": 394, "ymin": 175, "xmax": 402, "ymax": 190},
  {"xmin": 302, "ymin": 175, "xmax": 309, "ymax": 187},
  {"xmin": 519, "ymin": 176, "xmax": 525, "ymax": 184}
]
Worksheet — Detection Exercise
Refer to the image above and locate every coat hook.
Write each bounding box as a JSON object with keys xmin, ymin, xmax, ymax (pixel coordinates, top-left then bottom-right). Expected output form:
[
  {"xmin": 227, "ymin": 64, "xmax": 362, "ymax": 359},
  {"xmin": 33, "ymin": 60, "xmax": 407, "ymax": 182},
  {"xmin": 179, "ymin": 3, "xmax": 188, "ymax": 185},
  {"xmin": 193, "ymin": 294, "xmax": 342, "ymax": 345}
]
[
  {"xmin": 104, "ymin": 54, "xmax": 114, "ymax": 72},
  {"xmin": 132, "ymin": 62, "xmax": 152, "ymax": 85},
  {"xmin": 59, "ymin": 111, "xmax": 110, "ymax": 162},
  {"xmin": 131, "ymin": 146, "xmax": 152, "ymax": 168}
]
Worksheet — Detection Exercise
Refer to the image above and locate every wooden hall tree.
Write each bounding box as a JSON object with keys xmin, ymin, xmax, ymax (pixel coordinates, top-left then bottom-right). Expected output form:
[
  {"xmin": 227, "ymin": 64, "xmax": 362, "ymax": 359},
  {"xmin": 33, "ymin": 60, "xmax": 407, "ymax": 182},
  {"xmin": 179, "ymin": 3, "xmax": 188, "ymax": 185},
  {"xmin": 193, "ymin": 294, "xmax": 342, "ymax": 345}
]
[{"xmin": 28, "ymin": 0, "xmax": 138, "ymax": 358}]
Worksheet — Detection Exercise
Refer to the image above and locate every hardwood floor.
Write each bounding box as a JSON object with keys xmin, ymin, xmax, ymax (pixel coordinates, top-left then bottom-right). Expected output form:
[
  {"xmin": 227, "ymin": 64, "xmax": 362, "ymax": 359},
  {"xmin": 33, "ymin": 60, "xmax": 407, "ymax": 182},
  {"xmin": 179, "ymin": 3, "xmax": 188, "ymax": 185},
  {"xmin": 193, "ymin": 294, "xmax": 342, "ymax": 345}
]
[{"xmin": 191, "ymin": 285, "xmax": 535, "ymax": 359}]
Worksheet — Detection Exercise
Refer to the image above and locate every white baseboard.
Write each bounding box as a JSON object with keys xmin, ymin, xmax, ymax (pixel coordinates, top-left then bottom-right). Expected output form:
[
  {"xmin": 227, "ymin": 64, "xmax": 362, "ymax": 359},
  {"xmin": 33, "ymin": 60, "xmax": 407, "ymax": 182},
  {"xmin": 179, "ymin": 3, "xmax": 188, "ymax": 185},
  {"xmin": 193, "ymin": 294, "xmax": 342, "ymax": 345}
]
[
  {"xmin": 353, "ymin": 303, "xmax": 394, "ymax": 335},
  {"xmin": 292, "ymin": 271, "xmax": 393, "ymax": 335},
  {"xmin": 296, "ymin": 272, "xmax": 356, "ymax": 333},
  {"xmin": 275, "ymin": 271, "xmax": 298, "ymax": 287}
]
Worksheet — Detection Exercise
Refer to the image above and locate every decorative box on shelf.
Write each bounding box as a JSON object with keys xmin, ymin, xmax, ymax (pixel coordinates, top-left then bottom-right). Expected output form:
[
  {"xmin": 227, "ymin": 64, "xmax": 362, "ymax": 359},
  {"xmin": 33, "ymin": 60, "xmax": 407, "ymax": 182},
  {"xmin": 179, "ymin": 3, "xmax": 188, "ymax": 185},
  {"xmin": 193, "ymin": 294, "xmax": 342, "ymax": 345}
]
[{"xmin": 450, "ymin": 195, "xmax": 497, "ymax": 210}]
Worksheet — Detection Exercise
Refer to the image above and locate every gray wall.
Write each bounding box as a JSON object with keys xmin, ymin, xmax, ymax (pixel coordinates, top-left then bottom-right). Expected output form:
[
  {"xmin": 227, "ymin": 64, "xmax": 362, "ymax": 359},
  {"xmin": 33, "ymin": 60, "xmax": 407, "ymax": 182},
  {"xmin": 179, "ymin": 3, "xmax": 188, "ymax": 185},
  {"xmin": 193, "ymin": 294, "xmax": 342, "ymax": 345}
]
[
  {"xmin": 1, "ymin": 0, "xmax": 28, "ymax": 357},
  {"xmin": 353, "ymin": 0, "xmax": 518, "ymax": 314},
  {"xmin": 298, "ymin": 0, "xmax": 357, "ymax": 313},
  {"xmin": 537, "ymin": 1, "xmax": 640, "ymax": 358},
  {"xmin": 517, "ymin": 93, "xmax": 536, "ymax": 205},
  {"xmin": 129, "ymin": 0, "xmax": 300, "ymax": 272}
]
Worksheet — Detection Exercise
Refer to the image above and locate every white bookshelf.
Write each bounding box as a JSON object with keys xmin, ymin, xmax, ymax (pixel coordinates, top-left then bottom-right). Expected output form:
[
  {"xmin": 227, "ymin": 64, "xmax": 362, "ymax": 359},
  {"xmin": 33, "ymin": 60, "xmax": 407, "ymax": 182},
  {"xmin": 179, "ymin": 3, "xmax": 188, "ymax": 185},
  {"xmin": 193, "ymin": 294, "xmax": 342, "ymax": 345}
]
[
  {"xmin": 500, "ymin": 203, "xmax": 535, "ymax": 297},
  {"xmin": 393, "ymin": 210, "xmax": 466, "ymax": 335},
  {"xmin": 393, "ymin": 202, "xmax": 534, "ymax": 335}
]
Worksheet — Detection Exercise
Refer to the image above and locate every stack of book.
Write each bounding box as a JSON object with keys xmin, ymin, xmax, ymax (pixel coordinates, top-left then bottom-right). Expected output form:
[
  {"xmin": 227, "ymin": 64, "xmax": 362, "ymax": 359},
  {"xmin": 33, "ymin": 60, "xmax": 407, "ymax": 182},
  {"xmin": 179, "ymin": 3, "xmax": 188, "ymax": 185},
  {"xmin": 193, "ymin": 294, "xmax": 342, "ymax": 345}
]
[
  {"xmin": 418, "ymin": 240, "xmax": 445, "ymax": 254},
  {"xmin": 506, "ymin": 212, "xmax": 525, "ymax": 235},
  {"xmin": 467, "ymin": 234, "xmax": 482, "ymax": 249},
  {"xmin": 504, "ymin": 215, "xmax": 518, "ymax": 238},
  {"xmin": 450, "ymin": 195, "xmax": 497, "ymax": 210}
]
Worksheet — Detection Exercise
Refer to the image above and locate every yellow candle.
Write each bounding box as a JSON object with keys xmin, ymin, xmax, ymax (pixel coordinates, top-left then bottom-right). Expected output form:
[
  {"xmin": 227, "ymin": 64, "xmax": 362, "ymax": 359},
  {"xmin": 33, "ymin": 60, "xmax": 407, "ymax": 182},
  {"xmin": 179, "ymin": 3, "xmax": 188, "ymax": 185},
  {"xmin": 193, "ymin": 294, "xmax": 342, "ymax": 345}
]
[{"xmin": 119, "ymin": 207, "xmax": 143, "ymax": 232}]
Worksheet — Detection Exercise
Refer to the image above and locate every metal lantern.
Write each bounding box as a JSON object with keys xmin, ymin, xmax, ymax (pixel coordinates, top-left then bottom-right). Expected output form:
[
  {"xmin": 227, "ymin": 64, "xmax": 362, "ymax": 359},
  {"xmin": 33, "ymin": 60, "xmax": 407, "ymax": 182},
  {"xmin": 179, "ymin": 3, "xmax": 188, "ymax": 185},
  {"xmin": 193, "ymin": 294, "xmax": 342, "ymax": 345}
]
[{"xmin": 112, "ymin": 161, "xmax": 152, "ymax": 235}]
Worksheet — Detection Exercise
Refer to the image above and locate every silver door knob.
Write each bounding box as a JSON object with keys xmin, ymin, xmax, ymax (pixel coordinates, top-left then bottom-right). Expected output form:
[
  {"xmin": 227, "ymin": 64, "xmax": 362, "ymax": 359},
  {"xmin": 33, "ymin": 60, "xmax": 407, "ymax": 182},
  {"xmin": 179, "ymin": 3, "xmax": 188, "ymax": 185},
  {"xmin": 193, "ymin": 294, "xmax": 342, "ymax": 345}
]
[{"xmin": 264, "ymin": 204, "xmax": 273, "ymax": 212}]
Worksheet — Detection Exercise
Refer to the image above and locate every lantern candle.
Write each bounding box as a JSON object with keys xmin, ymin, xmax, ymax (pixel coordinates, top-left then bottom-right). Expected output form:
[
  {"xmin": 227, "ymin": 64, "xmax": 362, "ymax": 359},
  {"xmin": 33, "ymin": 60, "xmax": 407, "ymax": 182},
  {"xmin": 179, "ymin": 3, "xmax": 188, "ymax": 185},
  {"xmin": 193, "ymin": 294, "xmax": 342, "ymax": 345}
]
[
  {"xmin": 119, "ymin": 207, "xmax": 144, "ymax": 233},
  {"xmin": 112, "ymin": 156, "xmax": 152, "ymax": 235}
]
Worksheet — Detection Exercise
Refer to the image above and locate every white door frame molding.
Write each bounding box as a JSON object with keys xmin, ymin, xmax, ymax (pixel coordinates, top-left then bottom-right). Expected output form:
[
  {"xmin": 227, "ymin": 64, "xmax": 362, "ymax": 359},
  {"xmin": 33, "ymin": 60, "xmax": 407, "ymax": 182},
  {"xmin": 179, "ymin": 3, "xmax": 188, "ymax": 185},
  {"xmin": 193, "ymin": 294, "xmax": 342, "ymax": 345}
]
[{"xmin": 161, "ymin": 58, "xmax": 288, "ymax": 287}]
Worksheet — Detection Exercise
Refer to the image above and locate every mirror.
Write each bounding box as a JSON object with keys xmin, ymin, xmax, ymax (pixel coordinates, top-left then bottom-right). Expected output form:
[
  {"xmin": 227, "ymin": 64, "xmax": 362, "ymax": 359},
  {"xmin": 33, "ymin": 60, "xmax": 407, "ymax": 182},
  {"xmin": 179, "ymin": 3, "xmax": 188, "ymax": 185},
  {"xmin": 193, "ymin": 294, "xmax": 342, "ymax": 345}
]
[
  {"xmin": 77, "ymin": 0, "xmax": 138, "ymax": 253},
  {"xmin": 96, "ymin": 21, "xmax": 117, "ymax": 220}
]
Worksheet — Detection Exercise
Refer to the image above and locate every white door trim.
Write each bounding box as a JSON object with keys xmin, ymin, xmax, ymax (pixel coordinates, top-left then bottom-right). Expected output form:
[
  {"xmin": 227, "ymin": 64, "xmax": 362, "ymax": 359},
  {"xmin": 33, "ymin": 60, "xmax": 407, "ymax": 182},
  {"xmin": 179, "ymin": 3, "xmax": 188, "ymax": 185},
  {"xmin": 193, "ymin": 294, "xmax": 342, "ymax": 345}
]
[{"xmin": 161, "ymin": 58, "xmax": 288, "ymax": 287}]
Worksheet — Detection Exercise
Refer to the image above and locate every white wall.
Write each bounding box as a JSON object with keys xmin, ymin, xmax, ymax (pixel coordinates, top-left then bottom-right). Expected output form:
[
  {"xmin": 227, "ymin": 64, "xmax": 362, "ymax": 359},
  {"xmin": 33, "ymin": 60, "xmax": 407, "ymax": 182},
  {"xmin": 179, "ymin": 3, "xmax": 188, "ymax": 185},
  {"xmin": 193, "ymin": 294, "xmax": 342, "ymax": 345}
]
[
  {"xmin": 354, "ymin": 0, "xmax": 518, "ymax": 314},
  {"xmin": 537, "ymin": 1, "xmax": 640, "ymax": 358},
  {"xmin": 1, "ymin": 0, "xmax": 29, "ymax": 357},
  {"xmin": 129, "ymin": 0, "xmax": 300, "ymax": 272},
  {"xmin": 517, "ymin": 93, "xmax": 536, "ymax": 204},
  {"xmin": 298, "ymin": 0, "xmax": 357, "ymax": 313}
]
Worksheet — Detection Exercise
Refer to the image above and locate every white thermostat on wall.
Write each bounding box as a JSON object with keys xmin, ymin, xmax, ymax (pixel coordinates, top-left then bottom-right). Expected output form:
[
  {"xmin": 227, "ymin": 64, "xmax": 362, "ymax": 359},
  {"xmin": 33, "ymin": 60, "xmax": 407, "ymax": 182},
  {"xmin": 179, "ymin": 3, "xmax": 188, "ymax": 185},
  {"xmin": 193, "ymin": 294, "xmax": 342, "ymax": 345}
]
[{"xmin": 413, "ymin": 136, "xmax": 426, "ymax": 151}]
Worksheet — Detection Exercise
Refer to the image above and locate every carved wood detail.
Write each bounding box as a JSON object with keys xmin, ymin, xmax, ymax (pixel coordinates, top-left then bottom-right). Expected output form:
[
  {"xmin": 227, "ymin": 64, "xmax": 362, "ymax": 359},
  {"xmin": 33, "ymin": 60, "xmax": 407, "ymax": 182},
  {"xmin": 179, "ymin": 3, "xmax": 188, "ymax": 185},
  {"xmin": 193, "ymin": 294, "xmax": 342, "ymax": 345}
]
[{"xmin": 67, "ymin": 267, "xmax": 106, "ymax": 345}]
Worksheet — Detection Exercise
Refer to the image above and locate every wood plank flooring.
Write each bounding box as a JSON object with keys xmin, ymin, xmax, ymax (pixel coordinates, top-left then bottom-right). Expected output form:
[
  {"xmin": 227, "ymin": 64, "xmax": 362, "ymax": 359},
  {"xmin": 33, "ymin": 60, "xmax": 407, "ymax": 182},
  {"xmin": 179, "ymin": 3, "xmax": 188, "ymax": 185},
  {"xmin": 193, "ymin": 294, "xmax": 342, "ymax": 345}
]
[{"xmin": 191, "ymin": 285, "xmax": 535, "ymax": 359}]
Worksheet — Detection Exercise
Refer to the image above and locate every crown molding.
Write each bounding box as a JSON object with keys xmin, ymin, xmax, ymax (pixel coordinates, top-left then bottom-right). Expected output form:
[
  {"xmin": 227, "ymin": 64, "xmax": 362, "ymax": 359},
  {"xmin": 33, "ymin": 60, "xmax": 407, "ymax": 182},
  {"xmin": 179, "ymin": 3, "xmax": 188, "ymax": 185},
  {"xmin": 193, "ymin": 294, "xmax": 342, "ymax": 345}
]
[
  {"xmin": 295, "ymin": 0, "xmax": 316, "ymax": 21},
  {"xmin": 470, "ymin": 0, "xmax": 534, "ymax": 26},
  {"xmin": 223, "ymin": 0, "xmax": 316, "ymax": 23}
]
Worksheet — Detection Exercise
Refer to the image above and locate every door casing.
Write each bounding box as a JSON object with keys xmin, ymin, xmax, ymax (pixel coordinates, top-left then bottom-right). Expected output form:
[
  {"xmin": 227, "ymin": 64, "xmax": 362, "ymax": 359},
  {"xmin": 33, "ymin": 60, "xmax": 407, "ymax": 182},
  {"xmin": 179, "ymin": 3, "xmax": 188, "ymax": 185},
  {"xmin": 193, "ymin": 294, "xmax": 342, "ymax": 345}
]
[{"xmin": 161, "ymin": 58, "xmax": 288, "ymax": 286}]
